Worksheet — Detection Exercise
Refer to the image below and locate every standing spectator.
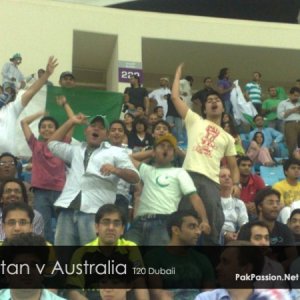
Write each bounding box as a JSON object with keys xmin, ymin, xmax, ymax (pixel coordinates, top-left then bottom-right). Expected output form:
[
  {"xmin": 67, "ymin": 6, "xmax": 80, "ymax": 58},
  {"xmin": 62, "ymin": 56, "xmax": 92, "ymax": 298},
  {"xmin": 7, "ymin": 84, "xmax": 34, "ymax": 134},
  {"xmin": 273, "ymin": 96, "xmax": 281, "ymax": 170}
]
[
  {"xmin": 148, "ymin": 77, "xmax": 170, "ymax": 119},
  {"xmin": 180, "ymin": 75, "xmax": 193, "ymax": 108},
  {"xmin": 219, "ymin": 167, "xmax": 248, "ymax": 244},
  {"xmin": 262, "ymin": 87, "xmax": 283, "ymax": 131},
  {"xmin": 244, "ymin": 71, "xmax": 262, "ymax": 114},
  {"xmin": 192, "ymin": 76, "xmax": 215, "ymax": 115},
  {"xmin": 238, "ymin": 156, "xmax": 266, "ymax": 218},
  {"xmin": 288, "ymin": 209, "xmax": 300, "ymax": 244},
  {"xmin": 0, "ymin": 178, "xmax": 44, "ymax": 240},
  {"xmin": 216, "ymin": 67, "xmax": 235, "ymax": 115},
  {"xmin": 246, "ymin": 132, "xmax": 275, "ymax": 166},
  {"xmin": 171, "ymin": 63, "xmax": 239, "ymax": 245},
  {"xmin": 59, "ymin": 71, "xmax": 76, "ymax": 88},
  {"xmin": 47, "ymin": 114, "xmax": 140, "ymax": 245},
  {"xmin": 249, "ymin": 114, "xmax": 283, "ymax": 157},
  {"xmin": 126, "ymin": 134, "xmax": 210, "ymax": 245},
  {"xmin": 1, "ymin": 53, "xmax": 25, "ymax": 90},
  {"xmin": 277, "ymin": 87, "xmax": 300, "ymax": 156},
  {"xmin": 108, "ymin": 120, "xmax": 133, "ymax": 222},
  {"xmin": 0, "ymin": 56, "xmax": 58, "ymax": 155},
  {"xmin": 166, "ymin": 93, "xmax": 184, "ymax": 144},
  {"xmin": 20, "ymin": 96, "xmax": 74, "ymax": 243},
  {"xmin": 273, "ymin": 158, "xmax": 300, "ymax": 206},
  {"xmin": 124, "ymin": 75, "xmax": 149, "ymax": 116}
]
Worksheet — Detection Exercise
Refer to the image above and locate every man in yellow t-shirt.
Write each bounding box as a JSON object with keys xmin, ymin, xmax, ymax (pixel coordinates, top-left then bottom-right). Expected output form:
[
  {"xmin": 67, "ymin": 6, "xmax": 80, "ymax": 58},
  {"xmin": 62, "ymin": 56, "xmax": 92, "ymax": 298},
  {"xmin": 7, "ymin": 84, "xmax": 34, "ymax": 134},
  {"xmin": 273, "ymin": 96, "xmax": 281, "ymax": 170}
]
[
  {"xmin": 171, "ymin": 64, "xmax": 240, "ymax": 245},
  {"xmin": 273, "ymin": 158, "xmax": 300, "ymax": 206},
  {"xmin": 67, "ymin": 204, "xmax": 149, "ymax": 300}
]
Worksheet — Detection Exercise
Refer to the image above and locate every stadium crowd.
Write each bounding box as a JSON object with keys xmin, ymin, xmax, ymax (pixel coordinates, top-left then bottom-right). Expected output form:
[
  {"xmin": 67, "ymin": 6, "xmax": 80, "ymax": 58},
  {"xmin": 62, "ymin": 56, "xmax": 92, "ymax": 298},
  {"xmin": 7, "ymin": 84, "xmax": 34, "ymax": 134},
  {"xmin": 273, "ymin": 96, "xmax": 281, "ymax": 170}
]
[{"xmin": 0, "ymin": 53, "xmax": 300, "ymax": 299}]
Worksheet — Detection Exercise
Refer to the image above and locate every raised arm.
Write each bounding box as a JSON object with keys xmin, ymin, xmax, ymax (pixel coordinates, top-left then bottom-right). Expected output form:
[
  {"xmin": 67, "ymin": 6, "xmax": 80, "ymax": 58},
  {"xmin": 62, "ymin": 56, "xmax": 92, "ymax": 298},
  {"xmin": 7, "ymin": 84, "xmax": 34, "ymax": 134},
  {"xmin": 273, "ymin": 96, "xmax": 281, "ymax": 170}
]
[
  {"xmin": 21, "ymin": 56, "xmax": 58, "ymax": 107},
  {"xmin": 47, "ymin": 113, "xmax": 87, "ymax": 143},
  {"xmin": 56, "ymin": 95, "xmax": 75, "ymax": 140},
  {"xmin": 20, "ymin": 111, "xmax": 46, "ymax": 141},
  {"xmin": 171, "ymin": 63, "xmax": 189, "ymax": 119}
]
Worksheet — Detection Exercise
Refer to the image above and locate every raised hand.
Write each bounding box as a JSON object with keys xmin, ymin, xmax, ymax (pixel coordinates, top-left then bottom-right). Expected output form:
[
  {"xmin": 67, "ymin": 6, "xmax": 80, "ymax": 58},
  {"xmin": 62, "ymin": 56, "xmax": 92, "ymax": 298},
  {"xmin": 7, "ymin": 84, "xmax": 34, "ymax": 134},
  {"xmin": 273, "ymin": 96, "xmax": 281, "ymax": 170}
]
[
  {"xmin": 45, "ymin": 56, "xmax": 58, "ymax": 76},
  {"xmin": 56, "ymin": 95, "xmax": 67, "ymax": 106},
  {"xmin": 71, "ymin": 113, "xmax": 88, "ymax": 125}
]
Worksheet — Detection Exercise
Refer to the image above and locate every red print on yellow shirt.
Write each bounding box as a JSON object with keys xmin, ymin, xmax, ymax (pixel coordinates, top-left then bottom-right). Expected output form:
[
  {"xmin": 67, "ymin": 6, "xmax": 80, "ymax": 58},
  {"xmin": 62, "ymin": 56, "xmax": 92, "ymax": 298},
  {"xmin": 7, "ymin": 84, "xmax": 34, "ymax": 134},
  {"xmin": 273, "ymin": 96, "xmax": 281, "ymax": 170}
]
[{"xmin": 193, "ymin": 125, "xmax": 220, "ymax": 157}]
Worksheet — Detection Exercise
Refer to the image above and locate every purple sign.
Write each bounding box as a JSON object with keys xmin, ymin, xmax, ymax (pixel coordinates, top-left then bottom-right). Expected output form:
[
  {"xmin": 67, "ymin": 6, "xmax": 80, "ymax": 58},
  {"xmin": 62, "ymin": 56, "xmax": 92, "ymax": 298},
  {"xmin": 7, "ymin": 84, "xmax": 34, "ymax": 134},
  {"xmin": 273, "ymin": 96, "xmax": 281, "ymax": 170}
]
[{"xmin": 118, "ymin": 67, "xmax": 143, "ymax": 83}]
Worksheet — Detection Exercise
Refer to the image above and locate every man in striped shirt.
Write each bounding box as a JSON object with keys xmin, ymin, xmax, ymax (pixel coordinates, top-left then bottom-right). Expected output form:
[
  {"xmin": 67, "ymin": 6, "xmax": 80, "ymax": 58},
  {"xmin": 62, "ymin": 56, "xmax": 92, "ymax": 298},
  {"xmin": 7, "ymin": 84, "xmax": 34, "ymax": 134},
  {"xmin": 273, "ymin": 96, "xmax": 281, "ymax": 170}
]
[{"xmin": 244, "ymin": 72, "xmax": 262, "ymax": 113}]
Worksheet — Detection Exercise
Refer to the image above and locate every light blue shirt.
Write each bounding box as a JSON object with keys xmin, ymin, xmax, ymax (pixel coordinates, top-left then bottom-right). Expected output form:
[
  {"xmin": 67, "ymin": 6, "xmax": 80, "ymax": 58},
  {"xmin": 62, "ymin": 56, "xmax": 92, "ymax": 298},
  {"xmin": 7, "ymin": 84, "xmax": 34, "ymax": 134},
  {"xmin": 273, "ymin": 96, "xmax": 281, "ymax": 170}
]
[{"xmin": 249, "ymin": 127, "xmax": 283, "ymax": 147}]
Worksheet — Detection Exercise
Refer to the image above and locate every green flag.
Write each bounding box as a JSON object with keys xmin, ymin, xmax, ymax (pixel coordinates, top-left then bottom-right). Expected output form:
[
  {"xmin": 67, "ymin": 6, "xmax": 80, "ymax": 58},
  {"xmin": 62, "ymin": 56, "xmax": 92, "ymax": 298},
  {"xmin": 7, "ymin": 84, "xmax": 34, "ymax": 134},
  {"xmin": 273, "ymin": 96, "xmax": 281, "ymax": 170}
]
[{"xmin": 46, "ymin": 86, "xmax": 123, "ymax": 141}]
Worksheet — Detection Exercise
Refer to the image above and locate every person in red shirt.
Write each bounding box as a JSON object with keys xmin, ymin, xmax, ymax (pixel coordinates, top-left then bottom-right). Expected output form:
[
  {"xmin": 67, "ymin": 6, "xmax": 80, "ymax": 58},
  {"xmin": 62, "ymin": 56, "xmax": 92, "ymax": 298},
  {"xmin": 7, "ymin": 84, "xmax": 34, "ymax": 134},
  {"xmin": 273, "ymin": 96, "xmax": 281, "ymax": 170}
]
[{"xmin": 238, "ymin": 156, "xmax": 265, "ymax": 219}]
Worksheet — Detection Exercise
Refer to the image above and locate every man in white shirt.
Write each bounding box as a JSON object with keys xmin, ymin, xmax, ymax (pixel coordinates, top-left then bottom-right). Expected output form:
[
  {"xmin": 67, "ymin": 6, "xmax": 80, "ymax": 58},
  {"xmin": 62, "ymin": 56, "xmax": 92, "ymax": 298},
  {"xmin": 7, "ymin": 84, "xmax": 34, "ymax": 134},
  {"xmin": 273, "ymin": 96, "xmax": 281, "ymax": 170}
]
[
  {"xmin": 148, "ymin": 77, "xmax": 170, "ymax": 120},
  {"xmin": 1, "ymin": 53, "xmax": 25, "ymax": 90},
  {"xmin": 277, "ymin": 87, "xmax": 300, "ymax": 156},
  {"xmin": 48, "ymin": 114, "xmax": 140, "ymax": 246},
  {"xmin": 0, "ymin": 56, "xmax": 58, "ymax": 155}
]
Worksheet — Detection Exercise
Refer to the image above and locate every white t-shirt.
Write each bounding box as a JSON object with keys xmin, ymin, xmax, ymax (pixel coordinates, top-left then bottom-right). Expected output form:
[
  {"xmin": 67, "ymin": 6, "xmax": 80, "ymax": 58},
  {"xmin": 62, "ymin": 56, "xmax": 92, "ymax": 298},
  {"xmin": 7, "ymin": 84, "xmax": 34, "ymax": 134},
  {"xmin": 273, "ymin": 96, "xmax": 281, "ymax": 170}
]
[
  {"xmin": 0, "ymin": 90, "xmax": 24, "ymax": 154},
  {"xmin": 149, "ymin": 87, "xmax": 171, "ymax": 119},
  {"xmin": 183, "ymin": 109, "xmax": 236, "ymax": 184},
  {"xmin": 136, "ymin": 163, "xmax": 196, "ymax": 216}
]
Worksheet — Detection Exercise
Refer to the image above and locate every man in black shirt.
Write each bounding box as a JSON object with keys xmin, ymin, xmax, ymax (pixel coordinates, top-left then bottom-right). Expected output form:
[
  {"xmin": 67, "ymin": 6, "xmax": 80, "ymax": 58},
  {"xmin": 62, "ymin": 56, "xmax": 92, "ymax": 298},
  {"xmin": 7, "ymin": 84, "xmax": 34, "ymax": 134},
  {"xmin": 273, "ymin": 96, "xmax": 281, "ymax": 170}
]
[
  {"xmin": 288, "ymin": 208, "xmax": 300, "ymax": 245},
  {"xmin": 254, "ymin": 187, "xmax": 294, "ymax": 246}
]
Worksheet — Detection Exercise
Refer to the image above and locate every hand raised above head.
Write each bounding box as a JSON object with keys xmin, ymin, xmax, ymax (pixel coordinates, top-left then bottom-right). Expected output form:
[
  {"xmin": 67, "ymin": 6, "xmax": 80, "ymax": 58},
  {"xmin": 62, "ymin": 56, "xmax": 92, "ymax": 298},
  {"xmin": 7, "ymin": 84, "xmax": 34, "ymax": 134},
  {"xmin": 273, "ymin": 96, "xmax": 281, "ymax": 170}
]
[{"xmin": 45, "ymin": 56, "xmax": 58, "ymax": 76}]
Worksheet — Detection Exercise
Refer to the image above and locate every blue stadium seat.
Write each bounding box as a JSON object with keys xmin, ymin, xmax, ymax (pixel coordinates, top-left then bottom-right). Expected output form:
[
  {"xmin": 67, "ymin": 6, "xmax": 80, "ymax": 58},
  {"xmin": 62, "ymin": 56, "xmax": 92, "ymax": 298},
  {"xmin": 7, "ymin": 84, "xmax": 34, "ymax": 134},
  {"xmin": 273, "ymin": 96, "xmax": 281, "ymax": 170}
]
[{"xmin": 259, "ymin": 165, "xmax": 285, "ymax": 186}]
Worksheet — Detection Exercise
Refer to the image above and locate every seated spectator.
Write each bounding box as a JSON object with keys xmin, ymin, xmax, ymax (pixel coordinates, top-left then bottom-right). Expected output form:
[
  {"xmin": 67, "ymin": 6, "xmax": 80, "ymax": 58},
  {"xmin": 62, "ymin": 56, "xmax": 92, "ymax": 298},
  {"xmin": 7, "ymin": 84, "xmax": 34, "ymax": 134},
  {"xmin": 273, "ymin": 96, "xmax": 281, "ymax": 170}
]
[
  {"xmin": 287, "ymin": 208, "xmax": 300, "ymax": 245},
  {"xmin": 195, "ymin": 243, "xmax": 281, "ymax": 299},
  {"xmin": 0, "ymin": 178, "xmax": 44, "ymax": 240},
  {"xmin": 123, "ymin": 112, "xmax": 135, "ymax": 137},
  {"xmin": 246, "ymin": 132, "xmax": 275, "ymax": 166},
  {"xmin": 237, "ymin": 220, "xmax": 289, "ymax": 288},
  {"xmin": 249, "ymin": 114, "xmax": 284, "ymax": 157},
  {"xmin": 147, "ymin": 112, "xmax": 158, "ymax": 134},
  {"xmin": 144, "ymin": 210, "xmax": 215, "ymax": 300},
  {"xmin": 2, "ymin": 202, "xmax": 34, "ymax": 241},
  {"xmin": 0, "ymin": 232, "xmax": 65, "ymax": 299},
  {"xmin": 254, "ymin": 187, "xmax": 294, "ymax": 246},
  {"xmin": 238, "ymin": 156, "xmax": 266, "ymax": 218},
  {"xmin": 0, "ymin": 82, "xmax": 16, "ymax": 108},
  {"xmin": 219, "ymin": 167, "xmax": 248, "ymax": 244},
  {"xmin": 67, "ymin": 204, "xmax": 149, "ymax": 300},
  {"xmin": 126, "ymin": 134, "xmax": 210, "ymax": 245},
  {"xmin": 222, "ymin": 121, "xmax": 245, "ymax": 156},
  {"xmin": 128, "ymin": 118, "xmax": 153, "ymax": 151},
  {"xmin": 153, "ymin": 105, "xmax": 164, "ymax": 120},
  {"xmin": 273, "ymin": 158, "xmax": 300, "ymax": 206}
]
